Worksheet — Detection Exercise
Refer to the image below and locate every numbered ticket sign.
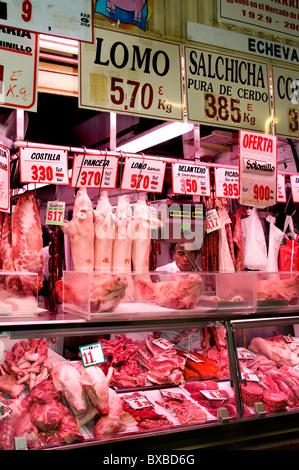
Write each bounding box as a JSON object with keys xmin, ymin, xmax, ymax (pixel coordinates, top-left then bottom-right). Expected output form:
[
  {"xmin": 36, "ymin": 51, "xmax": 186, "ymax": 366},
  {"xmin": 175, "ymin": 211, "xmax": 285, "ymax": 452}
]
[
  {"xmin": 239, "ymin": 130, "xmax": 277, "ymax": 208},
  {"xmin": 19, "ymin": 146, "xmax": 69, "ymax": 185},
  {"xmin": 46, "ymin": 201, "xmax": 65, "ymax": 226},
  {"xmin": 172, "ymin": 162, "xmax": 210, "ymax": 196},
  {"xmin": 290, "ymin": 174, "xmax": 299, "ymax": 203},
  {"xmin": 121, "ymin": 156, "xmax": 166, "ymax": 193},
  {"xmin": 206, "ymin": 209, "xmax": 222, "ymax": 233},
  {"xmin": 79, "ymin": 342, "xmax": 105, "ymax": 368},
  {"xmin": 0, "ymin": 145, "xmax": 10, "ymax": 212},
  {"xmin": 272, "ymin": 65, "xmax": 299, "ymax": 139},
  {"xmin": 237, "ymin": 347, "xmax": 255, "ymax": 360},
  {"xmin": 184, "ymin": 45, "xmax": 271, "ymax": 133},
  {"xmin": 0, "ymin": 0, "xmax": 93, "ymax": 42},
  {"xmin": 124, "ymin": 395, "xmax": 154, "ymax": 410},
  {"xmin": 214, "ymin": 167, "xmax": 239, "ymax": 199},
  {"xmin": 70, "ymin": 153, "xmax": 119, "ymax": 188},
  {"xmin": 277, "ymin": 173, "xmax": 287, "ymax": 203},
  {"xmin": 0, "ymin": 401, "xmax": 12, "ymax": 420},
  {"xmin": 79, "ymin": 27, "xmax": 184, "ymax": 121},
  {"xmin": 0, "ymin": 26, "xmax": 38, "ymax": 111}
]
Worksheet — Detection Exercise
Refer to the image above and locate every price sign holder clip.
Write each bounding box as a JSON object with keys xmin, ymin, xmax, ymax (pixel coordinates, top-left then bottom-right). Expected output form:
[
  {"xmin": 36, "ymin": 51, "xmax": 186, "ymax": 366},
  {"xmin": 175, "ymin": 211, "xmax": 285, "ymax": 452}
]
[
  {"xmin": 254, "ymin": 402, "xmax": 267, "ymax": 416},
  {"xmin": 14, "ymin": 436, "xmax": 28, "ymax": 450},
  {"xmin": 217, "ymin": 407, "xmax": 230, "ymax": 423}
]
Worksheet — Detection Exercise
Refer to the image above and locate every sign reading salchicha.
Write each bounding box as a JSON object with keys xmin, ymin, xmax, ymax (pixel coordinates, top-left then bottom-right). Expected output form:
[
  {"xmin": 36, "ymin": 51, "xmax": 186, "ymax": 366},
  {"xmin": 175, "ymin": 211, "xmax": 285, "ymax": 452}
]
[
  {"xmin": 19, "ymin": 146, "xmax": 69, "ymax": 185},
  {"xmin": 121, "ymin": 156, "xmax": 166, "ymax": 193},
  {"xmin": 70, "ymin": 153, "xmax": 119, "ymax": 188},
  {"xmin": 184, "ymin": 45, "xmax": 271, "ymax": 133},
  {"xmin": 172, "ymin": 162, "xmax": 211, "ymax": 196},
  {"xmin": 0, "ymin": 145, "xmax": 10, "ymax": 212},
  {"xmin": 239, "ymin": 131, "xmax": 277, "ymax": 208},
  {"xmin": 272, "ymin": 64, "xmax": 299, "ymax": 139},
  {"xmin": 79, "ymin": 27, "xmax": 184, "ymax": 121}
]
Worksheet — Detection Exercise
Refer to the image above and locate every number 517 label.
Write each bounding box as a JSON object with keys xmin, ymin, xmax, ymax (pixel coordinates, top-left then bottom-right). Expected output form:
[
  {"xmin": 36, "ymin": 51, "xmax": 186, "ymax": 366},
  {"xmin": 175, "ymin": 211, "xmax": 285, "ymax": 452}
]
[{"xmin": 46, "ymin": 201, "xmax": 65, "ymax": 226}]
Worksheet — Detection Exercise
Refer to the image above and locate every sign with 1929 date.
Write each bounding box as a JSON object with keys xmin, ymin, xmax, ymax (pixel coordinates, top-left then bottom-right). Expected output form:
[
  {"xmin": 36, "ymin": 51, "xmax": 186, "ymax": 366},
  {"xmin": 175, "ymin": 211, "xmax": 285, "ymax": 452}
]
[
  {"xmin": 184, "ymin": 45, "xmax": 271, "ymax": 133},
  {"xmin": 0, "ymin": 26, "xmax": 38, "ymax": 111},
  {"xmin": 0, "ymin": 145, "xmax": 10, "ymax": 212},
  {"xmin": 79, "ymin": 27, "xmax": 184, "ymax": 121},
  {"xmin": 172, "ymin": 162, "xmax": 211, "ymax": 196},
  {"xmin": 19, "ymin": 146, "xmax": 69, "ymax": 185},
  {"xmin": 70, "ymin": 153, "xmax": 119, "ymax": 188},
  {"xmin": 121, "ymin": 156, "xmax": 166, "ymax": 193},
  {"xmin": 271, "ymin": 64, "xmax": 299, "ymax": 139},
  {"xmin": 0, "ymin": 0, "xmax": 93, "ymax": 42},
  {"xmin": 239, "ymin": 131, "xmax": 277, "ymax": 208}
]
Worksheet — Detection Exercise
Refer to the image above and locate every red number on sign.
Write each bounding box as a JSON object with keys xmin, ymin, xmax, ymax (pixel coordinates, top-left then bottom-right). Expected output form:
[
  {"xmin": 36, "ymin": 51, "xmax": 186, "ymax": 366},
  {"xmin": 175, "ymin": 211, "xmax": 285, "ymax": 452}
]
[
  {"xmin": 111, "ymin": 77, "xmax": 125, "ymax": 105},
  {"xmin": 253, "ymin": 184, "xmax": 270, "ymax": 201},
  {"xmin": 82, "ymin": 351, "xmax": 94, "ymax": 365},
  {"xmin": 22, "ymin": 0, "xmax": 32, "ymax": 22}
]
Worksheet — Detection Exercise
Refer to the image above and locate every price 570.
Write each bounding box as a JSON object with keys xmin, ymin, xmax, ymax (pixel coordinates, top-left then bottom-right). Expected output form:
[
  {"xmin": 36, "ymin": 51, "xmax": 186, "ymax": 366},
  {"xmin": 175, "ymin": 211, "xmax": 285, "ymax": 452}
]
[{"xmin": 111, "ymin": 78, "xmax": 153, "ymax": 110}]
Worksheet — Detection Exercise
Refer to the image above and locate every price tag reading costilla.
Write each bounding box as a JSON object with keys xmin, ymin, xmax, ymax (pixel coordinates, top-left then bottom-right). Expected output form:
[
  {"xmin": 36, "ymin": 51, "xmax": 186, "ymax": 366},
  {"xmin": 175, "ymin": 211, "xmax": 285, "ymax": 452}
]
[
  {"xmin": 19, "ymin": 146, "xmax": 69, "ymax": 185},
  {"xmin": 121, "ymin": 156, "xmax": 166, "ymax": 193},
  {"xmin": 172, "ymin": 162, "xmax": 211, "ymax": 196},
  {"xmin": 46, "ymin": 201, "xmax": 65, "ymax": 226},
  {"xmin": 79, "ymin": 342, "xmax": 105, "ymax": 368}
]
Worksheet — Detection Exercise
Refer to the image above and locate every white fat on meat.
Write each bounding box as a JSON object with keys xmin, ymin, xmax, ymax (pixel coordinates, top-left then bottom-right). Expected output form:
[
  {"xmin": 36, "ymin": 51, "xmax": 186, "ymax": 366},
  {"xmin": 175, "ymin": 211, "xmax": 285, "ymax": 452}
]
[
  {"xmin": 61, "ymin": 188, "xmax": 95, "ymax": 272},
  {"xmin": 94, "ymin": 190, "xmax": 115, "ymax": 272}
]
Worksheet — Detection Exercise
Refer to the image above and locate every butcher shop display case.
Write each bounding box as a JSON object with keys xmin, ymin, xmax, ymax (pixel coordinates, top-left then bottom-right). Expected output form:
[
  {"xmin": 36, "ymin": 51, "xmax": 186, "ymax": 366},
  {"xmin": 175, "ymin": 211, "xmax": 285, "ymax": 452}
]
[
  {"xmin": 255, "ymin": 271, "xmax": 299, "ymax": 313},
  {"xmin": 0, "ymin": 271, "xmax": 38, "ymax": 316},
  {"xmin": 60, "ymin": 270, "xmax": 256, "ymax": 320}
]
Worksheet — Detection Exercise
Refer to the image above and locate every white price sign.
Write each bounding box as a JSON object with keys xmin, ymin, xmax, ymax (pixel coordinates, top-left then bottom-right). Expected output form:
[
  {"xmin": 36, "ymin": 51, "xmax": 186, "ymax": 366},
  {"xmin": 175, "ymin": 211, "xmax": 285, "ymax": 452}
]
[
  {"xmin": 200, "ymin": 390, "xmax": 227, "ymax": 401},
  {"xmin": 0, "ymin": 401, "xmax": 12, "ymax": 420},
  {"xmin": 79, "ymin": 27, "xmax": 184, "ymax": 121},
  {"xmin": 277, "ymin": 173, "xmax": 287, "ymax": 203},
  {"xmin": 214, "ymin": 167, "xmax": 239, "ymax": 199},
  {"xmin": 0, "ymin": 0, "xmax": 93, "ymax": 42},
  {"xmin": 152, "ymin": 338, "xmax": 174, "ymax": 350},
  {"xmin": 184, "ymin": 352, "xmax": 204, "ymax": 363},
  {"xmin": 290, "ymin": 174, "xmax": 299, "ymax": 203},
  {"xmin": 0, "ymin": 27, "xmax": 38, "ymax": 111},
  {"xmin": 172, "ymin": 162, "xmax": 210, "ymax": 196},
  {"xmin": 46, "ymin": 201, "xmax": 65, "ymax": 226},
  {"xmin": 206, "ymin": 209, "xmax": 222, "ymax": 233},
  {"xmin": 237, "ymin": 347, "xmax": 256, "ymax": 360},
  {"xmin": 241, "ymin": 372, "xmax": 260, "ymax": 382},
  {"xmin": 160, "ymin": 390, "xmax": 185, "ymax": 401},
  {"xmin": 239, "ymin": 131, "xmax": 277, "ymax": 208},
  {"xmin": 0, "ymin": 145, "xmax": 10, "ymax": 212},
  {"xmin": 19, "ymin": 146, "xmax": 69, "ymax": 185},
  {"xmin": 79, "ymin": 342, "xmax": 105, "ymax": 368},
  {"xmin": 125, "ymin": 395, "xmax": 154, "ymax": 410},
  {"xmin": 70, "ymin": 153, "xmax": 119, "ymax": 189},
  {"xmin": 121, "ymin": 156, "xmax": 166, "ymax": 193}
]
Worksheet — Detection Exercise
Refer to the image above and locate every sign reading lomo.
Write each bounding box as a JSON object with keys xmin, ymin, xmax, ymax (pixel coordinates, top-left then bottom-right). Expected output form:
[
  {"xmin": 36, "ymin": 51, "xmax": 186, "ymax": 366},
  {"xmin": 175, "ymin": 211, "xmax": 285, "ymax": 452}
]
[
  {"xmin": 184, "ymin": 46, "xmax": 271, "ymax": 134},
  {"xmin": 70, "ymin": 153, "xmax": 119, "ymax": 188},
  {"xmin": 121, "ymin": 156, "xmax": 166, "ymax": 193},
  {"xmin": 79, "ymin": 27, "xmax": 184, "ymax": 121},
  {"xmin": 271, "ymin": 64, "xmax": 299, "ymax": 139},
  {"xmin": 19, "ymin": 146, "xmax": 69, "ymax": 185},
  {"xmin": 172, "ymin": 162, "xmax": 211, "ymax": 196},
  {"xmin": 239, "ymin": 131, "xmax": 277, "ymax": 208}
]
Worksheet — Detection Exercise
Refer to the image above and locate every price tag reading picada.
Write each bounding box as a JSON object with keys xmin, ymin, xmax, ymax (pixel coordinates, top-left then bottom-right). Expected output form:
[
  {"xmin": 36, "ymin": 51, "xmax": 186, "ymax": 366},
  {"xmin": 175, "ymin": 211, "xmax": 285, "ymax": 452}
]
[
  {"xmin": 153, "ymin": 338, "xmax": 174, "ymax": 350},
  {"xmin": 125, "ymin": 395, "xmax": 154, "ymax": 410},
  {"xmin": 200, "ymin": 390, "xmax": 227, "ymax": 400},
  {"xmin": 19, "ymin": 146, "xmax": 69, "ymax": 185},
  {"xmin": 0, "ymin": 401, "xmax": 12, "ymax": 420},
  {"xmin": 206, "ymin": 209, "xmax": 222, "ymax": 233},
  {"xmin": 79, "ymin": 342, "xmax": 105, "ymax": 368},
  {"xmin": 237, "ymin": 347, "xmax": 256, "ymax": 360},
  {"xmin": 46, "ymin": 201, "xmax": 65, "ymax": 226},
  {"xmin": 121, "ymin": 156, "xmax": 166, "ymax": 193},
  {"xmin": 214, "ymin": 167, "xmax": 239, "ymax": 199}
]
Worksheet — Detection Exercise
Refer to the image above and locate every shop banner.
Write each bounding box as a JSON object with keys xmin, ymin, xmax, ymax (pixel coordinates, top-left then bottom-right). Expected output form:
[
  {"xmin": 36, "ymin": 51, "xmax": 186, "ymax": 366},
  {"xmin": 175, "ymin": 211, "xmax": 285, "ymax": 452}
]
[
  {"xmin": 19, "ymin": 146, "xmax": 69, "ymax": 185},
  {"xmin": 239, "ymin": 130, "xmax": 277, "ymax": 208},
  {"xmin": 277, "ymin": 173, "xmax": 287, "ymax": 203},
  {"xmin": 214, "ymin": 167, "xmax": 239, "ymax": 199},
  {"xmin": 0, "ymin": 145, "xmax": 10, "ymax": 213},
  {"xmin": 183, "ymin": 45, "xmax": 271, "ymax": 134},
  {"xmin": 70, "ymin": 153, "xmax": 119, "ymax": 189},
  {"xmin": 272, "ymin": 64, "xmax": 299, "ymax": 139},
  {"xmin": 0, "ymin": 0, "xmax": 93, "ymax": 42},
  {"xmin": 217, "ymin": 0, "xmax": 299, "ymax": 41},
  {"xmin": 0, "ymin": 26, "xmax": 38, "ymax": 111},
  {"xmin": 79, "ymin": 27, "xmax": 184, "ymax": 121},
  {"xmin": 121, "ymin": 156, "xmax": 166, "ymax": 193},
  {"xmin": 172, "ymin": 162, "xmax": 211, "ymax": 197},
  {"xmin": 290, "ymin": 174, "xmax": 299, "ymax": 203}
]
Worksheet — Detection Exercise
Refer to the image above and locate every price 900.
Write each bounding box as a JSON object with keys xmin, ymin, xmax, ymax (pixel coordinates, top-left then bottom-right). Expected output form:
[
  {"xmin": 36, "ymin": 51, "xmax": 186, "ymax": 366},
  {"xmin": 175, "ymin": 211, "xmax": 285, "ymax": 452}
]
[{"xmin": 253, "ymin": 184, "xmax": 270, "ymax": 201}]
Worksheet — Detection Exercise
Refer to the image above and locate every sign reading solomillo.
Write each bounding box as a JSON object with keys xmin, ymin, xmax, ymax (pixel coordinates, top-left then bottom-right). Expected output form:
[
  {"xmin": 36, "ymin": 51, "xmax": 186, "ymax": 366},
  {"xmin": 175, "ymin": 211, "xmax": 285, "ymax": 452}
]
[
  {"xmin": 172, "ymin": 162, "xmax": 211, "ymax": 196},
  {"xmin": 183, "ymin": 45, "xmax": 271, "ymax": 133},
  {"xmin": 70, "ymin": 153, "xmax": 119, "ymax": 188},
  {"xmin": 79, "ymin": 27, "xmax": 184, "ymax": 121},
  {"xmin": 0, "ymin": 145, "xmax": 9, "ymax": 212},
  {"xmin": 19, "ymin": 146, "xmax": 69, "ymax": 185},
  {"xmin": 239, "ymin": 131, "xmax": 277, "ymax": 208},
  {"xmin": 121, "ymin": 156, "xmax": 166, "ymax": 193}
]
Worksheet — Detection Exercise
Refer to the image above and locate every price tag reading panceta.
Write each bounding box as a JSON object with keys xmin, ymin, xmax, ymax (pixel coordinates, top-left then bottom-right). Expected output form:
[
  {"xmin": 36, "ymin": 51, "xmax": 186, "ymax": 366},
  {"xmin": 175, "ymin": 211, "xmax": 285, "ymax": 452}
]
[
  {"xmin": 172, "ymin": 162, "xmax": 211, "ymax": 196},
  {"xmin": 277, "ymin": 173, "xmax": 287, "ymax": 203},
  {"xmin": 70, "ymin": 153, "xmax": 119, "ymax": 188},
  {"xmin": 214, "ymin": 167, "xmax": 239, "ymax": 199},
  {"xmin": 0, "ymin": 145, "xmax": 10, "ymax": 212},
  {"xmin": 79, "ymin": 27, "xmax": 184, "ymax": 121},
  {"xmin": 121, "ymin": 156, "xmax": 166, "ymax": 193},
  {"xmin": 79, "ymin": 342, "xmax": 105, "ymax": 368},
  {"xmin": 239, "ymin": 131, "xmax": 277, "ymax": 208},
  {"xmin": 19, "ymin": 147, "xmax": 69, "ymax": 185},
  {"xmin": 290, "ymin": 174, "xmax": 299, "ymax": 203},
  {"xmin": 46, "ymin": 201, "xmax": 65, "ymax": 226}
]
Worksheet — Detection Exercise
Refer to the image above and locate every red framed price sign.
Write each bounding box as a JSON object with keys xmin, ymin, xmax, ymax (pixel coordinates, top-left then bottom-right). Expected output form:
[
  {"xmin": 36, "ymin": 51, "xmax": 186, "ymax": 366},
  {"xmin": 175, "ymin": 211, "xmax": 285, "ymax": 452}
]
[
  {"xmin": 19, "ymin": 146, "xmax": 69, "ymax": 185},
  {"xmin": 0, "ymin": 145, "xmax": 10, "ymax": 212},
  {"xmin": 121, "ymin": 156, "xmax": 166, "ymax": 193},
  {"xmin": 124, "ymin": 395, "xmax": 154, "ymax": 410},
  {"xmin": 172, "ymin": 162, "xmax": 211, "ymax": 196},
  {"xmin": 214, "ymin": 167, "xmax": 239, "ymax": 199},
  {"xmin": 79, "ymin": 342, "xmax": 105, "ymax": 368},
  {"xmin": 70, "ymin": 153, "xmax": 118, "ymax": 188},
  {"xmin": 277, "ymin": 173, "xmax": 287, "ymax": 203}
]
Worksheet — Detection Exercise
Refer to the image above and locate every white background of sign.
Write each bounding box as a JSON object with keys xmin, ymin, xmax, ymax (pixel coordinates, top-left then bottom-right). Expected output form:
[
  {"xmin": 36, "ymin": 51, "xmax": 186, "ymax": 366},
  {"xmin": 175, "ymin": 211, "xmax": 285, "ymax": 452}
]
[
  {"xmin": 290, "ymin": 174, "xmax": 299, "ymax": 203},
  {"xmin": 277, "ymin": 173, "xmax": 287, "ymax": 203},
  {"xmin": 272, "ymin": 64, "xmax": 299, "ymax": 139},
  {"xmin": 214, "ymin": 167, "xmax": 239, "ymax": 199},
  {"xmin": 121, "ymin": 156, "xmax": 166, "ymax": 193},
  {"xmin": 172, "ymin": 162, "xmax": 211, "ymax": 196},
  {"xmin": 19, "ymin": 147, "xmax": 69, "ymax": 185},
  {"xmin": 70, "ymin": 153, "xmax": 119, "ymax": 189}
]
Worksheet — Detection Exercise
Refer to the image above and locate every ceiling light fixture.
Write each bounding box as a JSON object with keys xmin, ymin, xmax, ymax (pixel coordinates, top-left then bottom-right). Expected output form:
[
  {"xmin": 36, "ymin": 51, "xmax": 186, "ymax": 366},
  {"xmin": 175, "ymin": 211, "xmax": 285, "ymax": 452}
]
[{"xmin": 116, "ymin": 121, "xmax": 194, "ymax": 153}]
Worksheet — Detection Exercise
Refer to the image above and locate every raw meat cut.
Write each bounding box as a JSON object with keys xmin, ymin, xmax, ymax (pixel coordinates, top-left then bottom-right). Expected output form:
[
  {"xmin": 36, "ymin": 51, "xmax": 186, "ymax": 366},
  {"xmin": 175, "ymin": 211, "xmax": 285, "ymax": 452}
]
[
  {"xmin": 232, "ymin": 207, "xmax": 244, "ymax": 271},
  {"xmin": 241, "ymin": 383, "xmax": 263, "ymax": 407},
  {"xmin": 217, "ymin": 205, "xmax": 235, "ymax": 273},
  {"xmin": 176, "ymin": 349, "xmax": 224, "ymax": 380},
  {"xmin": 249, "ymin": 336, "xmax": 299, "ymax": 367},
  {"xmin": 121, "ymin": 392, "xmax": 173, "ymax": 430},
  {"xmin": 262, "ymin": 390, "xmax": 288, "ymax": 413},
  {"xmin": 156, "ymin": 392, "xmax": 207, "ymax": 424},
  {"xmin": 112, "ymin": 195, "xmax": 133, "ymax": 273},
  {"xmin": 61, "ymin": 187, "xmax": 95, "ymax": 272},
  {"xmin": 256, "ymin": 274, "xmax": 299, "ymax": 303},
  {"xmin": 94, "ymin": 191, "xmax": 115, "ymax": 272},
  {"xmin": 0, "ymin": 374, "xmax": 25, "ymax": 398},
  {"xmin": 51, "ymin": 361, "xmax": 87, "ymax": 413},
  {"xmin": 78, "ymin": 363, "xmax": 113, "ymax": 414}
]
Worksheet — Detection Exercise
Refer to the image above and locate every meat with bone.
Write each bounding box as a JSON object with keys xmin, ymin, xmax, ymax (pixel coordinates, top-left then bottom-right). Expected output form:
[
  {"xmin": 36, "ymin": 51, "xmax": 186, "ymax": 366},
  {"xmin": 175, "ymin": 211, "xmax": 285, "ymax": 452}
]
[
  {"xmin": 155, "ymin": 392, "xmax": 207, "ymax": 424},
  {"xmin": 61, "ymin": 187, "xmax": 95, "ymax": 272},
  {"xmin": 94, "ymin": 190, "xmax": 115, "ymax": 272},
  {"xmin": 77, "ymin": 363, "xmax": 113, "ymax": 415},
  {"xmin": 256, "ymin": 273, "xmax": 299, "ymax": 303},
  {"xmin": 248, "ymin": 336, "xmax": 299, "ymax": 368},
  {"xmin": 51, "ymin": 361, "xmax": 87, "ymax": 413},
  {"xmin": 0, "ymin": 374, "xmax": 25, "ymax": 398},
  {"xmin": 121, "ymin": 392, "xmax": 173, "ymax": 430},
  {"xmin": 176, "ymin": 349, "xmax": 224, "ymax": 380}
]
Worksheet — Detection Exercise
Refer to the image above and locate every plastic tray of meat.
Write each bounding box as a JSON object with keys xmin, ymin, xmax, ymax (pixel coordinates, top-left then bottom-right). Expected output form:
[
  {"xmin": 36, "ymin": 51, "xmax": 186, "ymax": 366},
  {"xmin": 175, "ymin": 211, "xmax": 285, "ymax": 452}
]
[
  {"xmin": 255, "ymin": 272, "xmax": 299, "ymax": 312},
  {"xmin": 0, "ymin": 270, "xmax": 38, "ymax": 316}
]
